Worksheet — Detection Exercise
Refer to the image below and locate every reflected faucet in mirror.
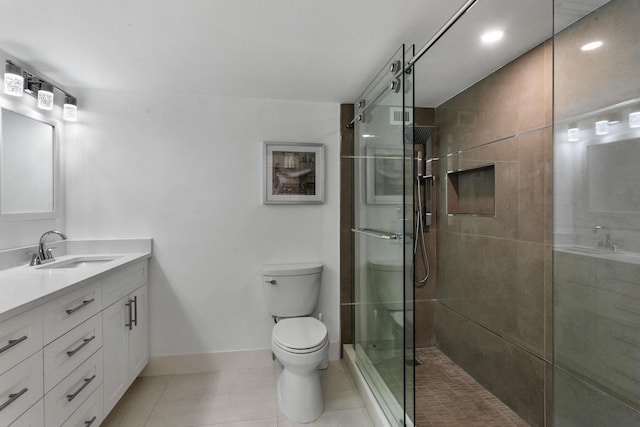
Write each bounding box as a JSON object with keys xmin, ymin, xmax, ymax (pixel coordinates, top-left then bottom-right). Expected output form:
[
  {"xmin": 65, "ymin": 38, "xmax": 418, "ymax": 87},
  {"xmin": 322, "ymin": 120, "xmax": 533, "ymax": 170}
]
[
  {"xmin": 593, "ymin": 225, "xmax": 618, "ymax": 252},
  {"xmin": 30, "ymin": 230, "xmax": 67, "ymax": 266}
]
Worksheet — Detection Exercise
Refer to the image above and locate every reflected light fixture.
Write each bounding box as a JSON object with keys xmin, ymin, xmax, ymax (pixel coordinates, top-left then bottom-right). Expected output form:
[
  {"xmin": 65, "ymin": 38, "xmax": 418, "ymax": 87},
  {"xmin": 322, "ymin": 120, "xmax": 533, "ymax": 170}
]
[
  {"xmin": 3, "ymin": 59, "xmax": 79, "ymax": 121},
  {"xmin": 4, "ymin": 62, "xmax": 24, "ymax": 97},
  {"xmin": 629, "ymin": 112, "xmax": 640, "ymax": 128},
  {"xmin": 63, "ymin": 96, "xmax": 77, "ymax": 121},
  {"xmin": 581, "ymin": 41, "xmax": 603, "ymax": 51},
  {"xmin": 37, "ymin": 82, "xmax": 54, "ymax": 110},
  {"xmin": 567, "ymin": 127, "xmax": 580, "ymax": 142},
  {"xmin": 481, "ymin": 30, "xmax": 504, "ymax": 44},
  {"xmin": 595, "ymin": 120, "xmax": 609, "ymax": 135}
]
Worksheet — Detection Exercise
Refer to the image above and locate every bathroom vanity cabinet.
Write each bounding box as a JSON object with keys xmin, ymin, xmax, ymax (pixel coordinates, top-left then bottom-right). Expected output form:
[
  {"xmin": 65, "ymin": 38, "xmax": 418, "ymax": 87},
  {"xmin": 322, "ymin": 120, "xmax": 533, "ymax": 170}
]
[
  {"xmin": 103, "ymin": 262, "xmax": 148, "ymax": 415},
  {"xmin": 0, "ymin": 254, "xmax": 149, "ymax": 427},
  {"xmin": 555, "ymin": 248, "xmax": 640, "ymax": 410}
]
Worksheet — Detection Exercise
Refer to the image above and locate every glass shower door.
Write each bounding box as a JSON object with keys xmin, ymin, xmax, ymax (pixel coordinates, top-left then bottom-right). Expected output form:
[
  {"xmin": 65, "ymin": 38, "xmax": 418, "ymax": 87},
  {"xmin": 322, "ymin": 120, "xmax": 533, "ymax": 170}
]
[
  {"xmin": 553, "ymin": 1, "xmax": 640, "ymax": 425},
  {"xmin": 353, "ymin": 44, "xmax": 415, "ymax": 426}
]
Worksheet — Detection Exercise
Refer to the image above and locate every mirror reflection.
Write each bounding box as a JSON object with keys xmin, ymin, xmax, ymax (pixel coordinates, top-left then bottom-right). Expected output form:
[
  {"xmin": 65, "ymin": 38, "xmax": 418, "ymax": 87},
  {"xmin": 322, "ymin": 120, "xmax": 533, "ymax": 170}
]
[{"xmin": 1, "ymin": 108, "xmax": 55, "ymax": 214}]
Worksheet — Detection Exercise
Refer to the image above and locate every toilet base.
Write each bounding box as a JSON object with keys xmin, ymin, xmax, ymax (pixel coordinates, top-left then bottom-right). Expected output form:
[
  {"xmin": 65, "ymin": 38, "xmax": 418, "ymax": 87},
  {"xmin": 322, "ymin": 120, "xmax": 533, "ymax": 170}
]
[{"xmin": 277, "ymin": 367, "xmax": 323, "ymax": 423}]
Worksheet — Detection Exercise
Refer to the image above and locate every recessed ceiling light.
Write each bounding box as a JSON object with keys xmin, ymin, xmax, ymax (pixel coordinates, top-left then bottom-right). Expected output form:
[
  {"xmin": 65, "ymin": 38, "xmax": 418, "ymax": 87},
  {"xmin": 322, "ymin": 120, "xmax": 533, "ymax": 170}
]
[
  {"xmin": 581, "ymin": 41, "xmax": 603, "ymax": 51},
  {"xmin": 481, "ymin": 30, "xmax": 504, "ymax": 44}
]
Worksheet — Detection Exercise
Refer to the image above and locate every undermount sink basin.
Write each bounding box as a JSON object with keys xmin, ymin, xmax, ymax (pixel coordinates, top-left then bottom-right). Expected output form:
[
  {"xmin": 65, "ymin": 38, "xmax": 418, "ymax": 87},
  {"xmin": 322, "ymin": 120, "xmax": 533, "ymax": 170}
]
[{"xmin": 37, "ymin": 255, "xmax": 121, "ymax": 269}]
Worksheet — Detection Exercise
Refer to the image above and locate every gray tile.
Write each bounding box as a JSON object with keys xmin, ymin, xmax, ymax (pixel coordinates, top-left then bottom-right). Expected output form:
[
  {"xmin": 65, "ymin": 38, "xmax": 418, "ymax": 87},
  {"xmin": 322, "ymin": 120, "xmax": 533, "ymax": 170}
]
[
  {"xmin": 277, "ymin": 408, "xmax": 373, "ymax": 427},
  {"xmin": 436, "ymin": 304, "xmax": 545, "ymax": 427},
  {"xmin": 554, "ymin": 0, "xmax": 640, "ymax": 120}
]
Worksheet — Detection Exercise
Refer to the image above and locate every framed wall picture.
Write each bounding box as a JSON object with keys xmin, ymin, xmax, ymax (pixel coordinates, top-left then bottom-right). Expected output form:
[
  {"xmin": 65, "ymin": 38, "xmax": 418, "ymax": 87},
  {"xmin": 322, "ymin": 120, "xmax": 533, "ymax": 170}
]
[
  {"xmin": 366, "ymin": 145, "xmax": 403, "ymax": 204},
  {"xmin": 263, "ymin": 142, "xmax": 325, "ymax": 204}
]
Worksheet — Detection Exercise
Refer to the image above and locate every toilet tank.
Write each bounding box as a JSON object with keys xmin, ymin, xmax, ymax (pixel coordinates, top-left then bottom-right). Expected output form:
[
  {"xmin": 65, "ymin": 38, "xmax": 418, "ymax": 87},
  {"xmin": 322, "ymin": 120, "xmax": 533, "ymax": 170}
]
[
  {"xmin": 368, "ymin": 259, "xmax": 404, "ymax": 311},
  {"xmin": 262, "ymin": 262, "xmax": 323, "ymax": 318}
]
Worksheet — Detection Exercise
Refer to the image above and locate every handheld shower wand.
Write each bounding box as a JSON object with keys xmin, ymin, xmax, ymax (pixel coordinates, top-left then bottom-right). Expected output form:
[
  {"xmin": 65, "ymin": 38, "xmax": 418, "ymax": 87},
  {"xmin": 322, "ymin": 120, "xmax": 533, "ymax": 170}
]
[{"xmin": 415, "ymin": 150, "xmax": 430, "ymax": 287}]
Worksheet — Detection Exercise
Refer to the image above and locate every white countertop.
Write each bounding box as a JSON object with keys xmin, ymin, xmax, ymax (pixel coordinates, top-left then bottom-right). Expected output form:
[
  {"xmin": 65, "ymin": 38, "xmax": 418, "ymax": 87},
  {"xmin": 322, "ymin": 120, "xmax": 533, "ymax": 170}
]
[
  {"xmin": 0, "ymin": 251, "xmax": 151, "ymax": 321},
  {"xmin": 555, "ymin": 245, "xmax": 640, "ymax": 265}
]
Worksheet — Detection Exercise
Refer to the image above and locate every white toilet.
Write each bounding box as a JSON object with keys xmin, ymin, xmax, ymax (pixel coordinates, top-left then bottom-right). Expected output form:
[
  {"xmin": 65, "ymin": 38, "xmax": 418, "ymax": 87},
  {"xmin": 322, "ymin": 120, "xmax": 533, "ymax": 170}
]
[
  {"xmin": 368, "ymin": 259, "xmax": 406, "ymax": 343},
  {"xmin": 262, "ymin": 262, "xmax": 329, "ymax": 423}
]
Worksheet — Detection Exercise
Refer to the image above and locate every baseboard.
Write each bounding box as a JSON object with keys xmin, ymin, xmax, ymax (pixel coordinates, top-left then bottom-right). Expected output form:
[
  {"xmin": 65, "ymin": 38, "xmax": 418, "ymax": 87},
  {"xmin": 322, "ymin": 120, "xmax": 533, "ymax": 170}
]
[
  {"xmin": 142, "ymin": 341, "xmax": 341, "ymax": 377},
  {"xmin": 141, "ymin": 348, "xmax": 274, "ymax": 376},
  {"xmin": 342, "ymin": 344, "xmax": 392, "ymax": 427}
]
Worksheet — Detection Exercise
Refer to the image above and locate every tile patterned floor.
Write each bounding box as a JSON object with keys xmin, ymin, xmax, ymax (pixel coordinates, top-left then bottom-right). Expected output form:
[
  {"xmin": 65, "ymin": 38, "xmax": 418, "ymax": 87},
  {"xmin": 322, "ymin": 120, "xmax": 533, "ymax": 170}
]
[
  {"xmin": 414, "ymin": 347, "xmax": 530, "ymax": 427},
  {"xmin": 102, "ymin": 361, "xmax": 373, "ymax": 427}
]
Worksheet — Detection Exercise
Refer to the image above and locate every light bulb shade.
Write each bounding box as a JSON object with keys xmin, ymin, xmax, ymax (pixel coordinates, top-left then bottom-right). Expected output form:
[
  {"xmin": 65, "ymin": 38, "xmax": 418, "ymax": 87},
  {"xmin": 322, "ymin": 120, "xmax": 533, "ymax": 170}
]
[
  {"xmin": 595, "ymin": 120, "xmax": 609, "ymax": 135},
  {"xmin": 4, "ymin": 63, "xmax": 24, "ymax": 97},
  {"xmin": 567, "ymin": 127, "xmax": 580, "ymax": 141},
  {"xmin": 63, "ymin": 96, "xmax": 77, "ymax": 121},
  {"xmin": 37, "ymin": 82, "xmax": 54, "ymax": 110}
]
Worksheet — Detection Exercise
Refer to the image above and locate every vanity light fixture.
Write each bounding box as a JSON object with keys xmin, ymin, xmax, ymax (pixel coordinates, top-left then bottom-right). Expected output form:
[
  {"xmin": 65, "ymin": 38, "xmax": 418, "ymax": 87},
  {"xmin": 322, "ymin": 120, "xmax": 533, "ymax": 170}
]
[
  {"xmin": 63, "ymin": 96, "xmax": 77, "ymax": 121},
  {"xmin": 567, "ymin": 127, "xmax": 580, "ymax": 142},
  {"xmin": 37, "ymin": 82, "xmax": 54, "ymax": 110},
  {"xmin": 3, "ymin": 62, "xmax": 24, "ymax": 97},
  {"xmin": 595, "ymin": 120, "xmax": 609, "ymax": 135},
  {"xmin": 629, "ymin": 112, "xmax": 640, "ymax": 128},
  {"xmin": 3, "ymin": 60, "xmax": 78, "ymax": 121},
  {"xmin": 481, "ymin": 30, "xmax": 504, "ymax": 44},
  {"xmin": 581, "ymin": 41, "xmax": 603, "ymax": 51}
]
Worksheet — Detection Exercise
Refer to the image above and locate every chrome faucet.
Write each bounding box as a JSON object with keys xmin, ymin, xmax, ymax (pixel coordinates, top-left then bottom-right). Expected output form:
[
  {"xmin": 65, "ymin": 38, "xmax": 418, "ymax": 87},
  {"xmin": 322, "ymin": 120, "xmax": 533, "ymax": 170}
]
[
  {"xmin": 30, "ymin": 230, "xmax": 68, "ymax": 266},
  {"xmin": 593, "ymin": 225, "xmax": 618, "ymax": 252}
]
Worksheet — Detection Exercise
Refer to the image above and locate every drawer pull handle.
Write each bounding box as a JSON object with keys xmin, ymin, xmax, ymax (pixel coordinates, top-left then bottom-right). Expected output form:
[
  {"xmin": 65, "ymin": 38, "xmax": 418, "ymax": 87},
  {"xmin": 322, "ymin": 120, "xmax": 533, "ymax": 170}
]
[
  {"xmin": 66, "ymin": 336, "xmax": 96, "ymax": 357},
  {"xmin": 0, "ymin": 335, "xmax": 28, "ymax": 354},
  {"xmin": 67, "ymin": 374, "xmax": 96, "ymax": 402},
  {"xmin": 85, "ymin": 416, "xmax": 97, "ymax": 426},
  {"xmin": 125, "ymin": 300, "xmax": 133, "ymax": 331},
  {"xmin": 0, "ymin": 387, "xmax": 28, "ymax": 412},
  {"xmin": 66, "ymin": 298, "xmax": 96, "ymax": 315},
  {"xmin": 132, "ymin": 295, "xmax": 138, "ymax": 327}
]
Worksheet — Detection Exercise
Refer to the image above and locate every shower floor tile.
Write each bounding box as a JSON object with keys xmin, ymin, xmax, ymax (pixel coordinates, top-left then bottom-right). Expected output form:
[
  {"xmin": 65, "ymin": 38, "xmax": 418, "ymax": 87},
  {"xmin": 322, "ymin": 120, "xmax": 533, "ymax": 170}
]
[{"xmin": 415, "ymin": 347, "xmax": 530, "ymax": 427}]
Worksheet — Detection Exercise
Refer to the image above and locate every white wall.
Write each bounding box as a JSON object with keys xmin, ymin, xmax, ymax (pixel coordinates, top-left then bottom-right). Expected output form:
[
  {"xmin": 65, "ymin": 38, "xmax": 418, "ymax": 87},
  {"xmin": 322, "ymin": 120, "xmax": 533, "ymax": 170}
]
[{"xmin": 64, "ymin": 89, "xmax": 341, "ymax": 359}]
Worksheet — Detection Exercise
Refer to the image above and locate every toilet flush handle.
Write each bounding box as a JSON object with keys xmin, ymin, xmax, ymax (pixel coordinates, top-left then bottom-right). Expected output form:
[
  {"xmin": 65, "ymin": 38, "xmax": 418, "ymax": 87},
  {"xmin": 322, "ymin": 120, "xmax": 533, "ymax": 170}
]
[{"xmin": 265, "ymin": 279, "xmax": 277, "ymax": 285}]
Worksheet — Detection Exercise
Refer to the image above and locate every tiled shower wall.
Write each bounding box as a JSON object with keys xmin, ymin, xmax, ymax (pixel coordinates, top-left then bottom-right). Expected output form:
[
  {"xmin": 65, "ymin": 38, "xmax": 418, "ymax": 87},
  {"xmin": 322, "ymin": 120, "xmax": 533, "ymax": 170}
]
[{"xmin": 434, "ymin": 41, "xmax": 553, "ymax": 427}]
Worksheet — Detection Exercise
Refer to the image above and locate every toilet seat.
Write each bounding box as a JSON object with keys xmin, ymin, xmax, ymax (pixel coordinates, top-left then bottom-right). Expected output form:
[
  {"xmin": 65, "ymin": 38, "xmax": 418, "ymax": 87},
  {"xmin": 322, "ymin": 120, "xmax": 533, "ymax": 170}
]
[{"xmin": 272, "ymin": 317, "xmax": 328, "ymax": 354}]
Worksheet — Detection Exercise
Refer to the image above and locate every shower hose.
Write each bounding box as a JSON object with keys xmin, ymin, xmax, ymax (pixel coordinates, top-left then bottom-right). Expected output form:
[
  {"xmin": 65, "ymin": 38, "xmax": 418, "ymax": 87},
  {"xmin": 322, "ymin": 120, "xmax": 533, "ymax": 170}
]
[{"xmin": 414, "ymin": 174, "xmax": 430, "ymax": 287}]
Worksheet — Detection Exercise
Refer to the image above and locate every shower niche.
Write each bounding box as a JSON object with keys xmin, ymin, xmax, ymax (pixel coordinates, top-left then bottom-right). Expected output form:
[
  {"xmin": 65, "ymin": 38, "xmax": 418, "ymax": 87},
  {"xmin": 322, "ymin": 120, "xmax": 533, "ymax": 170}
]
[{"xmin": 446, "ymin": 163, "xmax": 496, "ymax": 216}]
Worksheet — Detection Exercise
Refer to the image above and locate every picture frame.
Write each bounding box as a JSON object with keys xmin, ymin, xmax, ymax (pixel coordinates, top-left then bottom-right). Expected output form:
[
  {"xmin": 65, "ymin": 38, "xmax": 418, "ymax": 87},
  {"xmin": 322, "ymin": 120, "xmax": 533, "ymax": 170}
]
[
  {"xmin": 263, "ymin": 142, "xmax": 325, "ymax": 204},
  {"xmin": 366, "ymin": 145, "xmax": 403, "ymax": 204}
]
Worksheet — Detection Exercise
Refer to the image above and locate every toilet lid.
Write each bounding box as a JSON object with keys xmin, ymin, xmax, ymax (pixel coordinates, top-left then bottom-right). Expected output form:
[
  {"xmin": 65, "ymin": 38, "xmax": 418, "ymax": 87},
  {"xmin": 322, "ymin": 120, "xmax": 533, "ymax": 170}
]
[{"xmin": 272, "ymin": 317, "xmax": 328, "ymax": 351}]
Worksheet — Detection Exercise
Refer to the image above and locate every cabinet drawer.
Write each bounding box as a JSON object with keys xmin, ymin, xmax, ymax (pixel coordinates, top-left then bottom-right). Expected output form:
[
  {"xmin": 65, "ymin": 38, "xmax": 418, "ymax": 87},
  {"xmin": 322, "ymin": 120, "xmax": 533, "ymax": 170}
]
[
  {"xmin": 0, "ymin": 306, "xmax": 43, "ymax": 376},
  {"xmin": 103, "ymin": 261, "xmax": 147, "ymax": 308},
  {"xmin": 597, "ymin": 288, "xmax": 640, "ymax": 326},
  {"xmin": 0, "ymin": 351, "xmax": 44, "ymax": 427},
  {"xmin": 43, "ymin": 281, "xmax": 102, "ymax": 344},
  {"xmin": 61, "ymin": 385, "xmax": 102, "ymax": 427},
  {"xmin": 44, "ymin": 349, "xmax": 102, "ymax": 427},
  {"xmin": 44, "ymin": 313, "xmax": 103, "ymax": 393},
  {"xmin": 8, "ymin": 399, "xmax": 44, "ymax": 427}
]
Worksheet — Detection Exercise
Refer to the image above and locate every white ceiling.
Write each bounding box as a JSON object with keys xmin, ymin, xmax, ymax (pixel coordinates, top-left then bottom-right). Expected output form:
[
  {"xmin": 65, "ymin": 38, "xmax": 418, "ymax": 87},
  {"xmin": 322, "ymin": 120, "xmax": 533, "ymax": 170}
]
[{"xmin": 0, "ymin": 0, "xmax": 607, "ymax": 107}]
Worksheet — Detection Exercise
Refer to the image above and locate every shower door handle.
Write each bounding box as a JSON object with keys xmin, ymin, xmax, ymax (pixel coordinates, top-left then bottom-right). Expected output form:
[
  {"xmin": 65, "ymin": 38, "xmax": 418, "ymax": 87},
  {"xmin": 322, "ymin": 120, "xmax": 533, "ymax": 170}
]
[{"xmin": 351, "ymin": 228, "xmax": 401, "ymax": 240}]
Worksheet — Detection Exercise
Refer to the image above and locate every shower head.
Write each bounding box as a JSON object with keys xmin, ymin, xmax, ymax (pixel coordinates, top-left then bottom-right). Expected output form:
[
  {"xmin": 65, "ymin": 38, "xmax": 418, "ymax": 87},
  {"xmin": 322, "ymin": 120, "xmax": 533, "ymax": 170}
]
[{"xmin": 404, "ymin": 125, "xmax": 435, "ymax": 145}]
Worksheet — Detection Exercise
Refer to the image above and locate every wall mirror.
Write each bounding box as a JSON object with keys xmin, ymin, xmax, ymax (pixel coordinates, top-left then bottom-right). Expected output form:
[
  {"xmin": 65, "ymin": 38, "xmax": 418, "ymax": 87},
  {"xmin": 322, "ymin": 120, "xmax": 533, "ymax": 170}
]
[
  {"xmin": 587, "ymin": 138, "xmax": 640, "ymax": 213},
  {"xmin": 0, "ymin": 107, "xmax": 58, "ymax": 218}
]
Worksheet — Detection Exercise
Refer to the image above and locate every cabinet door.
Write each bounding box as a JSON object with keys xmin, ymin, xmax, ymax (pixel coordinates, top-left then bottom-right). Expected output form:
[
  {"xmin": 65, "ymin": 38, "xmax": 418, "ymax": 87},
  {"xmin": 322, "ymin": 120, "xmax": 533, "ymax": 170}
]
[
  {"xmin": 128, "ymin": 284, "xmax": 148, "ymax": 379},
  {"xmin": 102, "ymin": 296, "xmax": 129, "ymax": 417}
]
